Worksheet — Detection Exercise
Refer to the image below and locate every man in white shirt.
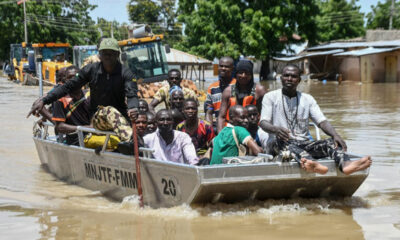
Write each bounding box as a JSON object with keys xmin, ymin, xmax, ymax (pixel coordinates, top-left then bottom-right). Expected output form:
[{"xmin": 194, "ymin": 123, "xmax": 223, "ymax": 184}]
[
  {"xmin": 143, "ymin": 109, "xmax": 199, "ymax": 165},
  {"xmin": 259, "ymin": 64, "xmax": 371, "ymax": 175}
]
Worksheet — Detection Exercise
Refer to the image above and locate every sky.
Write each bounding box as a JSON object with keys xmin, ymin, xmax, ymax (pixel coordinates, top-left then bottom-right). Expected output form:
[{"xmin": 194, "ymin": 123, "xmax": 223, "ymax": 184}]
[{"xmin": 89, "ymin": 0, "xmax": 380, "ymax": 24}]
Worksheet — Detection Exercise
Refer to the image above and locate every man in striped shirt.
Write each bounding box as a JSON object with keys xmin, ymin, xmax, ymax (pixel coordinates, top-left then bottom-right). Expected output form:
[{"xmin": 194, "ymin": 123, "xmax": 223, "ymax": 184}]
[{"xmin": 204, "ymin": 57, "xmax": 236, "ymax": 124}]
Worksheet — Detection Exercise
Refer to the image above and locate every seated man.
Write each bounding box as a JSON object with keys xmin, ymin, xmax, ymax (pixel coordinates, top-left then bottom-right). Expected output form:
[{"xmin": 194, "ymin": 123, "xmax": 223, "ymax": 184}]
[
  {"xmin": 52, "ymin": 66, "xmax": 90, "ymax": 145},
  {"xmin": 116, "ymin": 112, "xmax": 147, "ymax": 155},
  {"xmin": 146, "ymin": 112, "xmax": 157, "ymax": 133},
  {"xmin": 136, "ymin": 112, "xmax": 148, "ymax": 137},
  {"xmin": 245, "ymin": 105, "xmax": 269, "ymax": 150},
  {"xmin": 177, "ymin": 98, "xmax": 215, "ymax": 157},
  {"xmin": 149, "ymin": 69, "xmax": 197, "ymax": 113},
  {"xmin": 38, "ymin": 66, "xmax": 68, "ymax": 124},
  {"xmin": 143, "ymin": 109, "xmax": 199, "ymax": 165},
  {"xmin": 259, "ymin": 64, "xmax": 372, "ymax": 175},
  {"xmin": 138, "ymin": 99, "xmax": 149, "ymax": 113},
  {"xmin": 210, "ymin": 105, "xmax": 262, "ymax": 165},
  {"xmin": 169, "ymin": 86, "xmax": 185, "ymax": 129}
]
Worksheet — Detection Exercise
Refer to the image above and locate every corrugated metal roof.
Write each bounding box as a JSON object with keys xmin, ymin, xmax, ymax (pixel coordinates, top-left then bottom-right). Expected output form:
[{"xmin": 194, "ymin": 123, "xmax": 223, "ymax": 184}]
[
  {"xmin": 166, "ymin": 48, "xmax": 212, "ymax": 65},
  {"xmin": 333, "ymin": 47, "xmax": 400, "ymax": 57},
  {"xmin": 307, "ymin": 40, "xmax": 400, "ymax": 51},
  {"xmin": 273, "ymin": 49, "xmax": 344, "ymax": 62}
]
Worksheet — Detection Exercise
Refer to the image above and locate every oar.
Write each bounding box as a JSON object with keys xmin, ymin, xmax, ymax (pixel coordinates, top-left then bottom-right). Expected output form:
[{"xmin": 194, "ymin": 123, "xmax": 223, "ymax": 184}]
[{"xmin": 131, "ymin": 121, "xmax": 144, "ymax": 207}]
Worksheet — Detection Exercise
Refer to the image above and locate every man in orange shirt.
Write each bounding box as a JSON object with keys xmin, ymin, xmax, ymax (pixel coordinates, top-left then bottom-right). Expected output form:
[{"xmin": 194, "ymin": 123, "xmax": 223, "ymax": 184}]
[{"xmin": 204, "ymin": 57, "xmax": 236, "ymax": 124}]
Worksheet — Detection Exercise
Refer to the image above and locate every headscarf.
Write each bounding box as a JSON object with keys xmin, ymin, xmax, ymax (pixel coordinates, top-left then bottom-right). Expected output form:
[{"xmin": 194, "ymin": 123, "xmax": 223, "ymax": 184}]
[{"xmin": 234, "ymin": 60, "xmax": 254, "ymax": 96}]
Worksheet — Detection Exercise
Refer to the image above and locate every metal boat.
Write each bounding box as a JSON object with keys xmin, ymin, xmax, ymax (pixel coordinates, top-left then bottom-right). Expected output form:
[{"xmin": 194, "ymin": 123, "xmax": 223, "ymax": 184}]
[{"xmin": 33, "ymin": 123, "xmax": 369, "ymax": 208}]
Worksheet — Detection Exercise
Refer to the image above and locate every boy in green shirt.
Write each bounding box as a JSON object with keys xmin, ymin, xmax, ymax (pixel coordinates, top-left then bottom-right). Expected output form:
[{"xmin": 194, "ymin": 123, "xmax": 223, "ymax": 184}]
[{"xmin": 211, "ymin": 105, "xmax": 263, "ymax": 164}]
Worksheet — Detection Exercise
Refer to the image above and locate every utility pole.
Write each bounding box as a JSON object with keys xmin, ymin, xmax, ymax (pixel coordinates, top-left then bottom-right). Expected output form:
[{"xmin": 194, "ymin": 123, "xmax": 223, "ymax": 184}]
[
  {"xmin": 17, "ymin": 0, "xmax": 28, "ymax": 42},
  {"xmin": 23, "ymin": 1, "xmax": 28, "ymax": 43},
  {"xmin": 111, "ymin": 21, "xmax": 114, "ymax": 38},
  {"xmin": 389, "ymin": 0, "xmax": 395, "ymax": 30}
]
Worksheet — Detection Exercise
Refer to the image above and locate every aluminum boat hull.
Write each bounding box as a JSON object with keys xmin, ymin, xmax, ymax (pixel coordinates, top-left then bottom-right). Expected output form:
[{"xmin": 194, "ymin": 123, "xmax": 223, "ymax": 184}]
[{"xmin": 33, "ymin": 137, "xmax": 369, "ymax": 208}]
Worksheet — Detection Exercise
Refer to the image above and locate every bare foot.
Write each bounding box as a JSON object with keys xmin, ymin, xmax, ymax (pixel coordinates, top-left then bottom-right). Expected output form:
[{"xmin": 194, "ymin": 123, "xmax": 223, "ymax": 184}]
[
  {"xmin": 300, "ymin": 158, "xmax": 328, "ymax": 174},
  {"xmin": 342, "ymin": 156, "xmax": 372, "ymax": 175}
]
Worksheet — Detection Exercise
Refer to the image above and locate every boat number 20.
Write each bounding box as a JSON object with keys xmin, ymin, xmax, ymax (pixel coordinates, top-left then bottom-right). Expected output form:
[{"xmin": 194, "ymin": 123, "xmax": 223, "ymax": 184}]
[{"xmin": 161, "ymin": 178, "xmax": 176, "ymax": 196}]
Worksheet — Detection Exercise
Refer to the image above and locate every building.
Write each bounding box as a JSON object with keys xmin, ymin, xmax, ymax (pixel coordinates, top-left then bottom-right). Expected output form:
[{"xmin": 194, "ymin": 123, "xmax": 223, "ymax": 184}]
[{"xmin": 274, "ymin": 38, "xmax": 400, "ymax": 83}]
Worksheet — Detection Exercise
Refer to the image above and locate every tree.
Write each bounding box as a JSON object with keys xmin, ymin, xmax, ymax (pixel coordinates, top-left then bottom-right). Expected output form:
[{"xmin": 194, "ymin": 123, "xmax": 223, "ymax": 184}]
[
  {"xmin": 366, "ymin": 0, "xmax": 400, "ymax": 29},
  {"xmin": 176, "ymin": 0, "xmax": 243, "ymax": 59},
  {"xmin": 96, "ymin": 18, "xmax": 129, "ymax": 40},
  {"xmin": 241, "ymin": 1, "xmax": 319, "ymax": 63},
  {"xmin": 127, "ymin": 0, "xmax": 182, "ymax": 47},
  {"xmin": 177, "ymin": 0, "xmax": 319, "ymax": 79},
  {"xmin": 0, "ymin": 0, "xmax": 98, "ymax": 60},
  {"xmin": 315, "ymin": 0, "xmax": 365, "ymax": 42},
  {"xmin": 128, "ymin": 0, "xmax": 160, "ymax": 24}
]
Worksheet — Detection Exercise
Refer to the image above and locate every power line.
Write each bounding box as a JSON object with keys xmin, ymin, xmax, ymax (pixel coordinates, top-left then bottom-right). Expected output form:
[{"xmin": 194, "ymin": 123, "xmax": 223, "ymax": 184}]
[
  {"xmin": 26, "ymin": 17, "xmax": 93, "ymax": 28},
  {"xmin": 26, "ymin": 19, "xmax": 98, "ymax": 32}
]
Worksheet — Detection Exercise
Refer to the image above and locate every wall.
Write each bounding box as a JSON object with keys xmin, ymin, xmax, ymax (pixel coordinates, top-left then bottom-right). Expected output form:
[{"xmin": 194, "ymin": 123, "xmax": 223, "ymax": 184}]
[
  {"xmin": 337, "ymin": 57, "xmax": 361, "ymax": 81},
  {"xmin": 364, "ymin": 50, "xmax": 400, "ymax": 83},
  {"xmin": 366, "ymin": 30, "xmax": 400, "ymax": 41}
]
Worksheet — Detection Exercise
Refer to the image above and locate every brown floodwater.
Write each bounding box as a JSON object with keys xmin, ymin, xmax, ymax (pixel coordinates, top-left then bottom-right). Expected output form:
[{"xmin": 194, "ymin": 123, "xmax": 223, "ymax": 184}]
[{"xmin": 0, "ymin": 76, "xmax": 399, "ymax": 239}]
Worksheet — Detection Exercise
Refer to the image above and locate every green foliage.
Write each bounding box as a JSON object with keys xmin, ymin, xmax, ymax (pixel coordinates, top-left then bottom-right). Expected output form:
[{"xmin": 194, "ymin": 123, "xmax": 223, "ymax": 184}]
[
  {"xmin": 315, "ymin": 0, "xmax": 365, "ymax": 42},
  {"xmin": 0, "ymin": 0, "xmax": 98, "ymax": 60},
  {"xmin": 96, "ymin": 18, "xmax": 129, "ymax": 41},
  {"xmin": 127, "ymin": 0, "xmax": 182, "ymax": 46},
  {"xmin": 366, "ymin": 0, "xmax": 400, "ymax": 29},
  {"xmin": 177, "ymin": 0, "xmax": 319, "ymax": 60},
  {"xmin": 128, "ymin": 0, "xmax": 160, "ymax": 24},
  {"xmin": 177, "ymin": 0, "xmax": 243, "ymax": 59}
]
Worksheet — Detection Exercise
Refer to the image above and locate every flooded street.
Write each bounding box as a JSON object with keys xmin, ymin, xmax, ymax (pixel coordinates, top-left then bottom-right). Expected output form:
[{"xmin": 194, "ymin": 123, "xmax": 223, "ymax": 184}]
[{"xmin": 0, "ymin": 76, "xmax": 399, "ymax": 239}]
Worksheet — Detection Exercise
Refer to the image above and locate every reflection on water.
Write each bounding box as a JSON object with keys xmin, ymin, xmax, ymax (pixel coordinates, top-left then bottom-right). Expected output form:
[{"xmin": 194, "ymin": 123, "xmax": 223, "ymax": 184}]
[{"xmin": 0, "ymin": 77, "xmax": 400, "ymax": 239}]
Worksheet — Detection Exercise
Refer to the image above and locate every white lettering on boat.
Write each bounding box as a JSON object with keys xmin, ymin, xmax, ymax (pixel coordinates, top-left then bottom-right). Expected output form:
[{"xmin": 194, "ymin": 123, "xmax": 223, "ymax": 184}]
[{"xmin": 84, "ymin": 162, "xmax": 137, "ymax": 189}]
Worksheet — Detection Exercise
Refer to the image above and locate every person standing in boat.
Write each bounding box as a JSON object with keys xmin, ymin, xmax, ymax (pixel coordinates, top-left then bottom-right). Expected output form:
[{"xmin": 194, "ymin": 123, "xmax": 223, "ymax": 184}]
[
  {"xmin": 149, "ymin": 69, "xmax": 197, "ymax": 113},
  {"xmin": 217, "ymin": 60, "xmax": 267, "ymax": 133},
  {"xmin": 176, "ymin": 98, "xmax": 215, "ymax": 158},
  {"xmin": 259, "ymin": 64, "xmax": 372, "ymax": 175},
  {"xmin": 144, "ymin": 109, "xmax": 199, "ymax": 165},
  {"xmin": 27, "ymin": 38, "xmax": 139, "ymax": 142},
  {"xmin": 210, "ymin": 105, "xmax": 263, "ymax": 165},
  {"xmin": 204, "ymin": 56, "xmax": 236, "ymax": 124}
]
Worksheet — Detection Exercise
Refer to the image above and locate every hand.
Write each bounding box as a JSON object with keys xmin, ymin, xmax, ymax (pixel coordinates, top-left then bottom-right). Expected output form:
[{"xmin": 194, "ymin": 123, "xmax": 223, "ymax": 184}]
[
  {"xmin": 37, "ymin": 117, "xmax": 46, "ymax": 128},
  {"xmin": 333, "ymin": 135, "xmax": 347, "ymax": 152},
  {"xmin": 27, "ymin": 98, "xmax": 45, "ymax": 118},
  {"xmin": 127, "ymin": 108, "xmax": 139, "ymax": 122},
  {"xmin": 275, "ymin": 126, "xmax": 291, "ymax": 142}
]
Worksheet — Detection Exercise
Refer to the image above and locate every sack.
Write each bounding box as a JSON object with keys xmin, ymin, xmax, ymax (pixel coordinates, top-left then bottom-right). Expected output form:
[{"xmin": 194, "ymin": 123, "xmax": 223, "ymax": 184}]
[
  {"xmin": 232, "ymin": 128, "xmax": 246, "ymax": 156},
  {"xmin": 84, "ymin": 133, "xmax": 120, "ymax": 150}
]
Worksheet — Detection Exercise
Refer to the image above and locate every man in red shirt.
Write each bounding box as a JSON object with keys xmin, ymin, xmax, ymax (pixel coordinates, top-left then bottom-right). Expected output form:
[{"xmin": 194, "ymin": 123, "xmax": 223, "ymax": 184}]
[{"xmin": 177, "ymin": 98, "xmax": 215, "ymax": 157}]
